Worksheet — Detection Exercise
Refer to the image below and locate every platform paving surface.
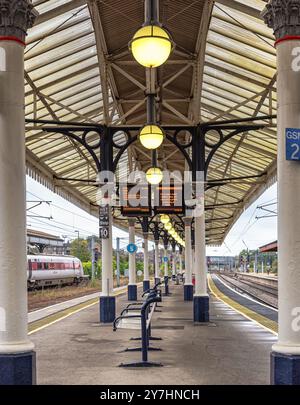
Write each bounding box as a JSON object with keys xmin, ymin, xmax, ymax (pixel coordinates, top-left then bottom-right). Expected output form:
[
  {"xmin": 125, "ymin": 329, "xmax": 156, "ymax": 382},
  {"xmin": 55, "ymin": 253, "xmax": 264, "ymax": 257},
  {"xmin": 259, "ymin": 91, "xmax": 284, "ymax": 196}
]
[
  {"xmin": 28, "ymin": 285, "xmax": 128, "ymax": 323},
  {"xmin": 31, "ymin": 284, "xmax": 276, "ymax": 385}
]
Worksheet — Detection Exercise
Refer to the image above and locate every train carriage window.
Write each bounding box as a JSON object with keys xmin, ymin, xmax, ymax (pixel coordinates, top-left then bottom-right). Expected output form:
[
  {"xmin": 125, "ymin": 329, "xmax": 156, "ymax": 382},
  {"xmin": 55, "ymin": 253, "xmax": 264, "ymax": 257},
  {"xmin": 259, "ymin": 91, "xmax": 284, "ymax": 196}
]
[
  {"xmin": 49, "ymin": 262, "xmax": 55, "ymax": 269},
  {"xmin": 44, "ymin": 262, "xmax": 48, "ymax": 270},
  {"xmin": 37, "ymin": 262, "xmax": 43, "ymax": 270}
]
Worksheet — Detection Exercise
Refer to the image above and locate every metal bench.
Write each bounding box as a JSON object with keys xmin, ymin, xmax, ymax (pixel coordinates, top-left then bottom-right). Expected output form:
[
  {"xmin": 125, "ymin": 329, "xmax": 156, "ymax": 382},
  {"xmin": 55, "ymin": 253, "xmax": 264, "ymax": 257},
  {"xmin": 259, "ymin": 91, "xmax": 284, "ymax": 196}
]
[
  {"xmin": 113, "ymin": 293, "xmax": 163, "ymax": 367},
  {"xmin": 121, "ymin": 281, "xmax": 163, "ymax": 314}
]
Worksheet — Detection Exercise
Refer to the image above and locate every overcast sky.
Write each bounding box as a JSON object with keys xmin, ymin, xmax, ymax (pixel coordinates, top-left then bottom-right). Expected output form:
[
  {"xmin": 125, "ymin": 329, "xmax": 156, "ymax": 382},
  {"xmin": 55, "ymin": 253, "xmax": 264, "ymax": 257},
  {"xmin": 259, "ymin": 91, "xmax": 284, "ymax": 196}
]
[{"xmin": 26, "ymin": 176, "xmax": 277, "ymax": 256}]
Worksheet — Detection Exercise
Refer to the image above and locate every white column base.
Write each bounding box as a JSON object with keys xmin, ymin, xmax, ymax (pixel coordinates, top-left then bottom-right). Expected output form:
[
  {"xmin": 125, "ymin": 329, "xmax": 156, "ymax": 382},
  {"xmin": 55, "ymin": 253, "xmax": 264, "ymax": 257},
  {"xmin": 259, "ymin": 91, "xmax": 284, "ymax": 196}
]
[
  {"xmin": 272, "ymin": 343, "xmax": 300, "ymax": 356},
  {"xmin": 0, "ymin": 341, "xmax": 35, "ymax": 354}
]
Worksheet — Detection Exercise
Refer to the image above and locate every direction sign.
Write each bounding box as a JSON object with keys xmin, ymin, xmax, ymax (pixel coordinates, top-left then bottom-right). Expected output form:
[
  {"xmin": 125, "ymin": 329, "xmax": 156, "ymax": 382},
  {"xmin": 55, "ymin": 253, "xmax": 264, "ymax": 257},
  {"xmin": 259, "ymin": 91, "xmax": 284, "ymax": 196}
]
[
  {"xmin": 99, "ymin": 204, "xmax": 109, "ymax": 239},
  {"xmin": 286, "ymin": 128, "xmax": 300, "ymax": 161},
  {"xmin": 127, "ymin": 243, "xmax": 137, "ymax": 254},
  {"xmin": 163, "ymin": 256, "xmax": 168, "ymax": 263}
]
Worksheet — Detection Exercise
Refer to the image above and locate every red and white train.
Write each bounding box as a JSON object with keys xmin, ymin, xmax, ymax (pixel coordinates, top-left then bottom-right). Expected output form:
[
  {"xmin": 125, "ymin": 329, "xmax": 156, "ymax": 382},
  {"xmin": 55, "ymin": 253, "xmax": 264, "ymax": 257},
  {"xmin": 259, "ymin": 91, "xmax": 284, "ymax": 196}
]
[{"xmin": 27, "ymin": 255, "xmax": 86, "ymax": 288}]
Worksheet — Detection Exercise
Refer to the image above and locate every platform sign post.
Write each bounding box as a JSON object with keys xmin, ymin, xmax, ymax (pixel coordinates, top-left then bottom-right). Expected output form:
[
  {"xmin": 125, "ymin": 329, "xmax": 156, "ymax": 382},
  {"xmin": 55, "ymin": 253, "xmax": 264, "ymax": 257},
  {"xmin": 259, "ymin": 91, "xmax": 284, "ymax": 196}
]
[
  {"xmin": 91, "ymin": 236, "xmax": 95, "ymax": 280},
  {"xmin": 116, "ymin": 237, "xmax": 120, "ymax": 287},
  {"xmin": 128, "ymin": 220, "xmax": 137, "ymax": 301},
  {"xmin": 286, "ymin": 128, "xmax": 300, "ymax": 161}
]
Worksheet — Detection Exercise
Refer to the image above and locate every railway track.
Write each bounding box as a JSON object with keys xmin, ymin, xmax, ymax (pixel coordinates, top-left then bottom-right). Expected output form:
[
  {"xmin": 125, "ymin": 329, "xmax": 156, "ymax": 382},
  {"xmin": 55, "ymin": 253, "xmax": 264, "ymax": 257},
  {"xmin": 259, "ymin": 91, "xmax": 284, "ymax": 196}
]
[{"xmin": 216, "ymin": 272, "xmax": 278, "ymax": 309}]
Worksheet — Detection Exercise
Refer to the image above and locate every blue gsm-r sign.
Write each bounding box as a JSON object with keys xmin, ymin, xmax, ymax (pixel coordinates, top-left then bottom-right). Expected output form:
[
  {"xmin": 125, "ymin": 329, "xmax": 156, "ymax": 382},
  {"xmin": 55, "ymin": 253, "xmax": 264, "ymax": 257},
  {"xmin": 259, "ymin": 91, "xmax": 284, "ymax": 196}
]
[
  {"xmin": 286, "ymin": 128, "xmax": 300, "ymax": 161},
  {"xmin": 127, "ymin": 243, "xmax": 137, "ymax": 254}
]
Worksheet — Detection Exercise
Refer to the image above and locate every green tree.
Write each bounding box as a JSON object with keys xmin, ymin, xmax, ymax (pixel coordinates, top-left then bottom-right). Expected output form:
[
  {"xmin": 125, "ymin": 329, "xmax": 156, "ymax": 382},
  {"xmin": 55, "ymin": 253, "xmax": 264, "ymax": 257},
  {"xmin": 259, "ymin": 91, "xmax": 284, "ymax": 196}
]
[
  {"xmin": 70, "ymin": 239, "xmax": 91, "ymax": 262},
  {"xmin": 82, "ymin": 261, "xmax": 101, "ymax": 278}
]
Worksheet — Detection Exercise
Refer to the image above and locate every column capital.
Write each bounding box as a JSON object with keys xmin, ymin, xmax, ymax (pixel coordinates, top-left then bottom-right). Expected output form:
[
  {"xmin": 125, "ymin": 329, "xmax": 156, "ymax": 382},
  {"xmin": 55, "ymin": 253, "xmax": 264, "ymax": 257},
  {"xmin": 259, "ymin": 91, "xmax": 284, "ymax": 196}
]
[
  {"xmin": 262, "ymin": 0, "xmax": 300, "ymax": 41},
  {"xmin": 143, "ymin": 232, "xmax": 149, "ymax": 239},
  {"xmin": 0, "ymin": 1, "xmax": 38, "ymax": 43},
  {"xmin": 183, "ymin": 217, "xmax": 192, "ymax": 226},
  {"xmin": 128, "ymin": 218, "xmax": 135, "ymax": 227}
]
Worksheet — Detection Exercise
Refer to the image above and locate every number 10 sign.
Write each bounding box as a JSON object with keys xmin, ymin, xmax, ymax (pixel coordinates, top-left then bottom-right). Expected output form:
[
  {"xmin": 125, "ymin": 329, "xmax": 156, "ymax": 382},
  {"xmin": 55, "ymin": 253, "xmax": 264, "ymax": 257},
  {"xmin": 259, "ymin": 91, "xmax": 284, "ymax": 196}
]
[{"xmin": 286, "ymin": 128, "xmax": 300, "ymax": 161}]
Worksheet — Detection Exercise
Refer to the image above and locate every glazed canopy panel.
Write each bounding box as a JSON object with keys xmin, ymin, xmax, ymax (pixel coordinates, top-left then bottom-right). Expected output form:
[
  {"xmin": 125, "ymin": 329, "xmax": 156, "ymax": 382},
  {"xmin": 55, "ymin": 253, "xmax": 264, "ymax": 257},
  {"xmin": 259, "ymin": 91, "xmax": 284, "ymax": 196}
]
[{"xmin": 25, "ymin": 0, "xmax": 276, "ymax": 245}]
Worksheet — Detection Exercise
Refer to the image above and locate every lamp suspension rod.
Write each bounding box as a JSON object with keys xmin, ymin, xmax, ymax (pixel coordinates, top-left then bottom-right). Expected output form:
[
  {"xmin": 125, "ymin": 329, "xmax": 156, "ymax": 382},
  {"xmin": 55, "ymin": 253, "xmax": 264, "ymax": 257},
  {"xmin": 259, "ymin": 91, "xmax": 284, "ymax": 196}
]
[
  {"xmin": 152, "ymin": 149, "xmax": 158, "ymax": 167},
  {"xmin": 147, "ymin": 94, "xmax": 156, "ymax": 124},
  {"xmin": 145, "ymin": 0, "xmax": 159, "ymax": 25}
]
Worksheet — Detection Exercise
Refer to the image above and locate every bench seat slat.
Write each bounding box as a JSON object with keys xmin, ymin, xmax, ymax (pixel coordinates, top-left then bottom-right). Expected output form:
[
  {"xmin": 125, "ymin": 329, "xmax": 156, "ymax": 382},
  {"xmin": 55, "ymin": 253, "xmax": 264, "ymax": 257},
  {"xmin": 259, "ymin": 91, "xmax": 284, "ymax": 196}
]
[{"xmin": 116, "ymin": 318, "xmax": 141, "ymax": 330}]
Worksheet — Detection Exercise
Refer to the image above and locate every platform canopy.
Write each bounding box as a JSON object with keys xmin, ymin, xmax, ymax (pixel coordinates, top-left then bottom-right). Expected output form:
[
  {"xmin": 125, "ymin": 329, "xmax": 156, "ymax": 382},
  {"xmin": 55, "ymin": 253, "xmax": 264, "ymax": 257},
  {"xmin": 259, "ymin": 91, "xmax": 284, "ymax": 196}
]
[
  {"xmin": 25, "ymin": 0, "xmax": 276, "ymax": 245},
  {"xmin": 259, "ymin": 240, "xmax": 277, "ymax": 253}
]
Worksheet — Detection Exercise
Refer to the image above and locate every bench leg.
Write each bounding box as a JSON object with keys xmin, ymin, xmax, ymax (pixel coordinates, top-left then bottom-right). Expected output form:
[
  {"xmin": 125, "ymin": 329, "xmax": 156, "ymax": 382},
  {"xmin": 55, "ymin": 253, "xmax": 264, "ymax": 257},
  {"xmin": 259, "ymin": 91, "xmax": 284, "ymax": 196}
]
[
  {"xmin": 130, "ymin": 336, "xmax": 162, "ymax": 341},
  {"xmin": 121, "ymin": 347, "xmax": 162, "ymax": 352},
  {"xmin": 119, "ymin": 361, "xmax": 163, "ymax": 368},
  {"xmin": 164, "ymin": 276, "xmax": 170, "ymax": 295},
  {"xmin": 148, "ymin": 324, "xmax": 162, "ymax": 341}
]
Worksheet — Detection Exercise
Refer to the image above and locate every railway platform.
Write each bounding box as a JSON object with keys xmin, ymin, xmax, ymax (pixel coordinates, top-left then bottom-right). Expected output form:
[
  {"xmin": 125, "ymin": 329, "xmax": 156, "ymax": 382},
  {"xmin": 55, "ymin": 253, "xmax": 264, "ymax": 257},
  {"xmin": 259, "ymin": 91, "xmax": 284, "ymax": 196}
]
[{"xmin": 29, "ymin": 280, "xmax": 276, "ymax": 385}]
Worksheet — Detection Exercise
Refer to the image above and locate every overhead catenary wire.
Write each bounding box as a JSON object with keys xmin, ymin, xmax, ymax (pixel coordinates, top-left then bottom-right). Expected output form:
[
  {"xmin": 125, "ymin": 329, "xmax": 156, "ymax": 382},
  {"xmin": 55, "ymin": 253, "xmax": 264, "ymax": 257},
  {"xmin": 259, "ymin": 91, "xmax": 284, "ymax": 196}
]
[
  {"xmin": 28, "ymin": 216, "xmax": 94, "ymax": 238},
  {"xmin": 26, "ymin": 190, "xmax": 99, "ymax": 223}
]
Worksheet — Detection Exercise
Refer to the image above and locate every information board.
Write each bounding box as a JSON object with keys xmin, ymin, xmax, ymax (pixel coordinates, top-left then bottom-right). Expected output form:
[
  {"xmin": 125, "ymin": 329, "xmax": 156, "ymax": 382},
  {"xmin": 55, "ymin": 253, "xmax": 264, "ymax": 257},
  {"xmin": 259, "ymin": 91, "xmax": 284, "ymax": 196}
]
[
  {"xmin": 120, "ymin": 184, "xmax": 151, "ymax": 217},
  {"xmin": 154, "ymin": 184, "xmax": 185, "ymax": 215}
]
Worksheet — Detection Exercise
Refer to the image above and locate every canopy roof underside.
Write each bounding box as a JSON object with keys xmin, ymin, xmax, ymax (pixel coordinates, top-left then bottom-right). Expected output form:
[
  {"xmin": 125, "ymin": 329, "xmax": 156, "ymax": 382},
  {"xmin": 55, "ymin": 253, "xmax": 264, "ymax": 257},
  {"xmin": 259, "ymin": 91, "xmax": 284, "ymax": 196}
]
[{"xmin": 25, "ymin": 0, "xmax": 276, "ymax": 245}]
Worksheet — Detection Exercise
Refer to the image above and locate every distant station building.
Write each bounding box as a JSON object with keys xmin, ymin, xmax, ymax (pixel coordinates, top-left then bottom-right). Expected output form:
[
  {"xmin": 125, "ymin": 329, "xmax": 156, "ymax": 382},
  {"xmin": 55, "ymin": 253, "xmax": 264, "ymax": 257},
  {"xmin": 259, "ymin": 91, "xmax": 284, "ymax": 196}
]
[
  {"xmin": 27, "ymin": 229, "xmax": 64, "ymax": 255},
  {"xmin": 207, "ymin": 256, "xmax": 236, "ymax": 271}
]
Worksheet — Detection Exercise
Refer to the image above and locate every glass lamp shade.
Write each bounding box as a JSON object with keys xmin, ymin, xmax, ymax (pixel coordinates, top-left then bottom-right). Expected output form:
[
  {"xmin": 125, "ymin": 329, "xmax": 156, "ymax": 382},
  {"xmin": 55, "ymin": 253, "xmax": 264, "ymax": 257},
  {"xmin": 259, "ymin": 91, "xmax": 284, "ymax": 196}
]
[
  {"xmin": 146, "ymin": 167, "xmax": 163, "ymax": 185},
  {"xmin": 130, "ymin": 25, "xmax": 172, "ymax": 68},
  {"xmin": 169, "ymin": 229, "xmax": 176, "ymax": 237},
  {"xmin": 139, "ymin": 125, "xmax": 164, "ymax": 150},
  {"xmin": 164, "ymin": 222, "xmax": 172, "ymax": 231},
  {"xmin": 160, "ymin": 214, "xmax": 170, "ymax": 224}
]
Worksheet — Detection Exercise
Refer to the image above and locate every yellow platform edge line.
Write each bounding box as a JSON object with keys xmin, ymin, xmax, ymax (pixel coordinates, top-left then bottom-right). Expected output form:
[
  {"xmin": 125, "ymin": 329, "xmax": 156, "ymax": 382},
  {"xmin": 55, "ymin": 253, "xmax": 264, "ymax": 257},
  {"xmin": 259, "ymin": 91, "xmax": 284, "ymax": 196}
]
[
  {"xmin": 28, "ymin": 285, "xmax": 129, "ymax": 335},
  {"xmin": 208, "ymin": 274, "xmax": 278, "ymax": 336}
]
